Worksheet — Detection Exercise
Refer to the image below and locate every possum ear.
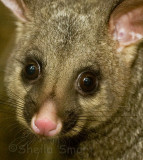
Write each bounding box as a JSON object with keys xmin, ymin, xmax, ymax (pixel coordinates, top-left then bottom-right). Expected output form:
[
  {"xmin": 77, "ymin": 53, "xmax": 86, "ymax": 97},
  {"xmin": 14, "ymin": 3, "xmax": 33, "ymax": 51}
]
[
  {"xmin": 109, "ymin": 0, "xmax": 143, "ymax": 52},
  {"xmin": 0, "ymin": 0, "xmax": 28, "ymax": 22}
]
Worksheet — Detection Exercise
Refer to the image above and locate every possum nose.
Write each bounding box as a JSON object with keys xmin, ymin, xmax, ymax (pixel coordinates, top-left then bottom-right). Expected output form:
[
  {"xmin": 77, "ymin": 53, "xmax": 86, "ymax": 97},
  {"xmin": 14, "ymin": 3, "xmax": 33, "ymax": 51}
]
[
  {"xmin": 32, "ymin": 117, "xmax": 62, "ymax": 137},
  {"xmin": 35, "ymin": 119, "xmax": 57, "ymax": 133},
  {"xmin": 31, "ymin": 100, "xmax": 62, "ymax": 137}
]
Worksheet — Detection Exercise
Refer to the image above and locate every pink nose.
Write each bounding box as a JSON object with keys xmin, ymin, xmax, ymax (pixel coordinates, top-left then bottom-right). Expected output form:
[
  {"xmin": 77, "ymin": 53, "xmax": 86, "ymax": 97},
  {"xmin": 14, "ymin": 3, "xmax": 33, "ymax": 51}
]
[
  {"xmin": 32, "ymin": 117, "xmax": 62, "ymax": 137},
  {"xmin": 31, "ymin": 100, "xmax": 62, "ymax": 137},
  {"xmin": 35, "ymin": 119, "xmax": 57, "ymax": 135}
]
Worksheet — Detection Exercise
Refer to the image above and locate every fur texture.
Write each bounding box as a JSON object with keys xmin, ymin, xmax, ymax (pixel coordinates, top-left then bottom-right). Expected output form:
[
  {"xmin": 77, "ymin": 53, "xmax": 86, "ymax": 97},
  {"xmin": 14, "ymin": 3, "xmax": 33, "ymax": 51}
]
[{"xmin": 1, "ymin": 0, "xmax": 143, "ymax": 159}]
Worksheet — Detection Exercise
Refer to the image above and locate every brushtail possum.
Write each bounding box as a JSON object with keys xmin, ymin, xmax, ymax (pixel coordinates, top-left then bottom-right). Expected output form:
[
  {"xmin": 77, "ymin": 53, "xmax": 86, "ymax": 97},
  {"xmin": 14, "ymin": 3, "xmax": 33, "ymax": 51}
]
[{"xmin": 0, "ymin": 0, "xmax": 143, "ymax": 159}]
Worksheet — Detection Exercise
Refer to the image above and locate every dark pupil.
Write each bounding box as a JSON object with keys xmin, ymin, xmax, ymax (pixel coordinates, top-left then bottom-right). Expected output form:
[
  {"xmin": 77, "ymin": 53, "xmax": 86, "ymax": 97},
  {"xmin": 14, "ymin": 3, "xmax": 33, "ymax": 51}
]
[
  {"xmin": 83, "ymin": 77, "xmax": 93, "ymax": 86},
  {"xmin": 79, "ymin": 72, "xmax": 97, "ymax": 92},
  {"xmin": 26, "ymin": 65, "xmax": 36, "ymax": 75}
]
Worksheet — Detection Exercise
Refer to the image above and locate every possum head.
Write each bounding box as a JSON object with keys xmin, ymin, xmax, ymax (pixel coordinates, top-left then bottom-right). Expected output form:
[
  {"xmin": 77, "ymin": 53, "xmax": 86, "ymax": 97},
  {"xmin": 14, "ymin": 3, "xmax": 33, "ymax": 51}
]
[{"xmin": 2, "ymin": 0, "xmax": 143, "ymax": 139}]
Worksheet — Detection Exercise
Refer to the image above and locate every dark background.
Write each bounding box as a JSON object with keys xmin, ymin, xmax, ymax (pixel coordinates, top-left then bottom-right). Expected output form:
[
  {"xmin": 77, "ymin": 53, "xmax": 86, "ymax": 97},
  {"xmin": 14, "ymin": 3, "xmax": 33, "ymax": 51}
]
[{"xmin": 0, "ymin": 2, "xmax": 15, "ymax": 90}]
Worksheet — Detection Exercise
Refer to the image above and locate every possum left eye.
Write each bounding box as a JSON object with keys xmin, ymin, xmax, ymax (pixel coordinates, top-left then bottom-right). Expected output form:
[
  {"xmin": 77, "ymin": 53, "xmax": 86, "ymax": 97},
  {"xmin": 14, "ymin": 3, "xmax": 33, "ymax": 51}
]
[
  {"xmin": 22, "ymin": 59, "xmax": 41, "ymax": 81},
  {"xmin": 76, "ymin": 71, "xmax": 99, "ymax": 95}
]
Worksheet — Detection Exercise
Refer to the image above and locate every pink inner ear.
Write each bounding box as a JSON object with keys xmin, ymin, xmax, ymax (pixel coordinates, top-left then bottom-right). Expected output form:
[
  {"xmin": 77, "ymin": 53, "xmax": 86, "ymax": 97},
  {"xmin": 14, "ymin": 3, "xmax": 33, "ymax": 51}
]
[
  {"xmin": 1, "ymin": 0, "xmax": 28, "ymax": 22},
  {"xmin": 109, "ymin": 0, "xmax": 143, "ymax": 50}
]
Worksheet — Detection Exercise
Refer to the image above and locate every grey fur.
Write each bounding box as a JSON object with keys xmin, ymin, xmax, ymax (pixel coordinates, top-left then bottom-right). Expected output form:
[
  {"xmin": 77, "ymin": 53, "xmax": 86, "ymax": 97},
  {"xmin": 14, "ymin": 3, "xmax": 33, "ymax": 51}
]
[{"xmin": 1, "ymin": 0, "xmax": 143, "ymax": 159}]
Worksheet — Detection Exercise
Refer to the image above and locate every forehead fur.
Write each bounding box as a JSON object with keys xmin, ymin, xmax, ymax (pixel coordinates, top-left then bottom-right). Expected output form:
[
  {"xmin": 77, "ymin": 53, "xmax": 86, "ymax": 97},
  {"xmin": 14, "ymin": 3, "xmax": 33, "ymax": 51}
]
[
  {"xmin": 25, "ymin": 0, "xmax": 121, "ymax": 16},
  {"xmin": 17, "ymin": 0, "xmax": 121, "ymax": 59}
]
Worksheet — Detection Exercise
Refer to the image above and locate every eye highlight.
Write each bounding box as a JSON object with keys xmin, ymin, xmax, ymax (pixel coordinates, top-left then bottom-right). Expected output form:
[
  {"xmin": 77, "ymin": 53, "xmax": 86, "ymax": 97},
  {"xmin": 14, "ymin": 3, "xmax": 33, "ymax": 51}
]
[
  {"xmin": 76, "ymin": 71, "xmax": 99, "ymax": 95},
  {"xmin": 22, "ymin": 59, "xmax": 41, "ymax": 81}
]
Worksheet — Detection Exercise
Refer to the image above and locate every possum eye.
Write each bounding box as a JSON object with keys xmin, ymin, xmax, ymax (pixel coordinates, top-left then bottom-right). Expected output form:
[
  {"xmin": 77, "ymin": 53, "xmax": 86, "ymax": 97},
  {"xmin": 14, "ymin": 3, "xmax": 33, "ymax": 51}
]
[
  {"xmin": 23, "ymin": 60, "xmax": 41, "ymax": 81},
  {"xmin": 76, "ymin": 71, "xmax": 99, "ymax": 95}
]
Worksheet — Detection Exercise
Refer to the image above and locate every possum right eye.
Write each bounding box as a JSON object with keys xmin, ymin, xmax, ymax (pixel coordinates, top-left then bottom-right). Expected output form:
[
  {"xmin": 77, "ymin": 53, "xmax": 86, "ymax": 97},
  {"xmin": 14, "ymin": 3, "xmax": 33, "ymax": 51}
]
[
  {"xmin": 76, "ymin": 71, "xmax": 99, "ymax": 95},
  {"xmin": 22, "ymin": 59, "xmax": 41, "ymax": 81}
]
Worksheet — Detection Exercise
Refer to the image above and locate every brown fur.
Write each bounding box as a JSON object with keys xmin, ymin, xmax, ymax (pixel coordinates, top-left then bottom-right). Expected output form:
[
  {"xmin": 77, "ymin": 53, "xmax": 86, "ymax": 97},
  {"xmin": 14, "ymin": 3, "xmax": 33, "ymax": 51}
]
[{"xmin": 1, "ymin": 0, "xmax": 143, "ymax": 159}]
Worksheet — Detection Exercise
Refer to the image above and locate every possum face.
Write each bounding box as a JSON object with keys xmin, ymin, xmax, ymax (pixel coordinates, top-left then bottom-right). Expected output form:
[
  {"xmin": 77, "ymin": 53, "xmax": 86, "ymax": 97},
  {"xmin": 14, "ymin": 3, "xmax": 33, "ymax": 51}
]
[{"xmin": 3, "ymin": 0, "xmax": 143, "ymax": 139}]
